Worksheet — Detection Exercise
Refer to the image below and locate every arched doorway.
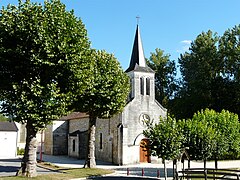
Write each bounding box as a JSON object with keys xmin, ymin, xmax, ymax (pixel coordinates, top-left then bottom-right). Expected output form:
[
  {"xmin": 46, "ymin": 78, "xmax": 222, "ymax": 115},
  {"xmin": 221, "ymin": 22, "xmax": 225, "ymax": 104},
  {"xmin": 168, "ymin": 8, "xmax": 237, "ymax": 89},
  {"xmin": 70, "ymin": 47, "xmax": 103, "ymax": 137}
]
[{"xmin": 139, "ymin": 139, "xmax": 151, "ymax": 163}]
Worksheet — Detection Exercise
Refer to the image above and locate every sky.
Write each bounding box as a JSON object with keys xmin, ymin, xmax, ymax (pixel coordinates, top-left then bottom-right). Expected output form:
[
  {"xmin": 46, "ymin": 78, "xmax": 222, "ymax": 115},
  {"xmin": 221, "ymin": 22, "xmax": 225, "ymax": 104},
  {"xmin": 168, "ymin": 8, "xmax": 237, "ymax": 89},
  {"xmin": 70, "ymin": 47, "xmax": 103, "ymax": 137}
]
[{"xmin": 1, "ymin": 0, "xmax": 240, "ymax": 71}]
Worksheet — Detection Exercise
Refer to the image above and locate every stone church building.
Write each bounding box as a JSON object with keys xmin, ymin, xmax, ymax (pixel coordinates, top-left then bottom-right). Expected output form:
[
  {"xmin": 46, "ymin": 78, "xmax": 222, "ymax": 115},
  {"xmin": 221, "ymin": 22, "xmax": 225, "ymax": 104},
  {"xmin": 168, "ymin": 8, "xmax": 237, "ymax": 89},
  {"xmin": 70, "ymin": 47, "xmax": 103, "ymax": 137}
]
[{"xmin": 44, "ymin": 25, "xmax": 167, "ymax": 165}]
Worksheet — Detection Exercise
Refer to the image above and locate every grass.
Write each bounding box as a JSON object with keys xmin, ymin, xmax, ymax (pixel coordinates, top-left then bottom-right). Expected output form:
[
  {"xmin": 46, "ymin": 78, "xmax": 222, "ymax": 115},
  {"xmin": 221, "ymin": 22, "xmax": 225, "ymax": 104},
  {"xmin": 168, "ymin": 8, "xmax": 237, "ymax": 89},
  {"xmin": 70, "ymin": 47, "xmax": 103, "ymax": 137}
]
[
  {"xmin": 0, "ymin": 162, "xmax": 114, "ymax": 180},
  {"xmin": 180, "ymin": 168, "xmax": 240, "ymax": 180}
]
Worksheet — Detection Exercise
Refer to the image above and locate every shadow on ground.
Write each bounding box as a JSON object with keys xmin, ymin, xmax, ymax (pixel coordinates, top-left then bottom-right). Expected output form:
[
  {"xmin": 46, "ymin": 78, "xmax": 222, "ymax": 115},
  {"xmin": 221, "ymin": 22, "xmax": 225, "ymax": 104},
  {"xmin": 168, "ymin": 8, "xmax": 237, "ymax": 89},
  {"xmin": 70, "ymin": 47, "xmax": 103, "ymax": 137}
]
[
  {"xmin": 89, "ymin": 177, "xmax": 158, "ymax": 179},
  {"xmin": 114, "ymin": 167, "xmax": 174, "ymax": 178},
  {"xmin": 0, "ymin": 165, "xmax": 19, "ymax": 173}
]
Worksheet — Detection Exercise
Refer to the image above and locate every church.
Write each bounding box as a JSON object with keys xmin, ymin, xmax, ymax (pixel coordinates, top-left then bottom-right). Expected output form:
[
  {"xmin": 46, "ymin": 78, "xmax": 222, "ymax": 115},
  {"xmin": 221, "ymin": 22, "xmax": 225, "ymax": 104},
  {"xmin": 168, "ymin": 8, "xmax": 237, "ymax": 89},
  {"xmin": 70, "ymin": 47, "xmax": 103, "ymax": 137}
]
[{"xmin": 44, "ymin": 25, "xmax": 167, "ymax": 165}]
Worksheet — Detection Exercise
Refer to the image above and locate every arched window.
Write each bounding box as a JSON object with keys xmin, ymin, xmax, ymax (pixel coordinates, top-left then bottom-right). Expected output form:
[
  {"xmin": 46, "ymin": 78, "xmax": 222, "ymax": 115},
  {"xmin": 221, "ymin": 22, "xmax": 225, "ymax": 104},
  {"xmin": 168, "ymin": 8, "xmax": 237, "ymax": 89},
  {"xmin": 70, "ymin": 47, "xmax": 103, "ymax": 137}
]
[
  {"xmin": 146, "ymin": 77, "xmax": 150, "ymax": 95},
  {"xmin": 72, "ymin": 139, "xmax": 75, "ymax": 152},
  {"xmin": 129, "ymin": 78, "xmax": 133, "ymax": 99},
  {"xmin": 140, "ymin": 77, "xmax": 144, "ymax": 95}
]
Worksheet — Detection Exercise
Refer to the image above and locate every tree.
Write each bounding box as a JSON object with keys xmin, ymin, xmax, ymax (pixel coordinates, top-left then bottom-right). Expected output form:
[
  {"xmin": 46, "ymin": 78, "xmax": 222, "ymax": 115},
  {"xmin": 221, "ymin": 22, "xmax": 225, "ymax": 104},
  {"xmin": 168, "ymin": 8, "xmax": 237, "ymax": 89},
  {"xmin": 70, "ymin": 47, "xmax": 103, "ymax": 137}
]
[
  {"xmin": 218, "ymin": 25, "xmax": 240, "ymax": 116},
  {"xmin": 143, "ymin": 116, "xmax": 184, "ymax": 180},
  {"xmin": 0, "ymin": 0, "xmax": 91, "ymax": 177},
  {"xmin": 173, "ymin": 25, "xmax": 240, "ymax": 119},
  {"xmin": 146, "ymin": 48, "xmax": 178, "ymax": 109},
  {"xmin": 183, "ymin": 109, "xmax": 240, "ymax": 169},
  {"xmin": 0, "ymin": 114, "xmax": 8, "ymax": 121},
  {"xmin": 212, "ymin": 109, "xmax": 240, "ymax": 166},
  {"xmin": 219, "ymin": 25, "xmax": 240, "ymax": 81},
  {"xmin": 72, "ymin": 50, "xmax": 130, "ymax": 168},
  {"xmin": 174, "ymin": 30, "xmax": 220, "ymax": 119},
  {"xmin": 183, "ymin": 109, "xmax": 218, "ymax": 169}
]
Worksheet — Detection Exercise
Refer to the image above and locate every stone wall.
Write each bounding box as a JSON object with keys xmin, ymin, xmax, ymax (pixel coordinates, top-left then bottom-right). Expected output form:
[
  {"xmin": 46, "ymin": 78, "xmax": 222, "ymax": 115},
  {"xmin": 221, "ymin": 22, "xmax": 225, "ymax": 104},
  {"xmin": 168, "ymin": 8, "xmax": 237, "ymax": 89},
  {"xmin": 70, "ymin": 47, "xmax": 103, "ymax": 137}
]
[
  {"xmin": 52, "ymin": 121, "xmax": 68, "ymax": 155},
  {"xmin": 44, "ymin": 120, "xmax": 68, "ymax": 155}
]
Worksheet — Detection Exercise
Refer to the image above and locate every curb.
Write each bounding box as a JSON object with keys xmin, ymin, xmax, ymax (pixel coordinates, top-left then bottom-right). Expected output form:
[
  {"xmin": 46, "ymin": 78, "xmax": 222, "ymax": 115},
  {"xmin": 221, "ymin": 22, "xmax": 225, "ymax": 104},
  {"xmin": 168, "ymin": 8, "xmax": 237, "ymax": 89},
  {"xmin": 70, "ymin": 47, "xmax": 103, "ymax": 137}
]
[
  {"xmin": 36, "ymin": 162, "xmax": 63, "ymax": 173},
  {"xmin": 70, "ymin": 172, "xmax": 118, "ymax": 180}
]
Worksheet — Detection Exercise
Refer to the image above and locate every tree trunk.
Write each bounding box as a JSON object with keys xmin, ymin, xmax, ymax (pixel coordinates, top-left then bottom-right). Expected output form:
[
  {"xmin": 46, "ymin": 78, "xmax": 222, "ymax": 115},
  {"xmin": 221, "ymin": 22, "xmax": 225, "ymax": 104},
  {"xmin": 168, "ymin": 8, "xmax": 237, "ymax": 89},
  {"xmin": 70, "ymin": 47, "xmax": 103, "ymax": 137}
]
[
  {"xmin": 84, "ymin": 115, "xmax": 96, "ymax": 168},
  {"xmin": 18, "ymin": 121, "xmax": 38, "ymax": 177},
  {"xmin": 204, "ymin": 159, "xmax": 206, "ymax": 171},
  {"xmin": 214, "ymin": 157, "xmax": 218, "ymax": 169},
  {"xmin": 163, "ymin": 159, "xmax": 167, "ymax": 180}
]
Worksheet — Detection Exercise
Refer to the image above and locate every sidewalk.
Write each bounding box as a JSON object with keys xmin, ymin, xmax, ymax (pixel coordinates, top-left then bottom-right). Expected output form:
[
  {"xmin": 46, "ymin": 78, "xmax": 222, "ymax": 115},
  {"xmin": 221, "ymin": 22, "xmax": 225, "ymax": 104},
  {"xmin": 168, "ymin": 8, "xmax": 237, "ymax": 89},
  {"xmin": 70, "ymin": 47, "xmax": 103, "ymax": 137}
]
[
  {"xmin": 38, "ymin": 154, "xmax": 240, "ymax": 169},
  {"xmin": 37, "ymin": 154, "xmax": 240, "ymax": 179}
]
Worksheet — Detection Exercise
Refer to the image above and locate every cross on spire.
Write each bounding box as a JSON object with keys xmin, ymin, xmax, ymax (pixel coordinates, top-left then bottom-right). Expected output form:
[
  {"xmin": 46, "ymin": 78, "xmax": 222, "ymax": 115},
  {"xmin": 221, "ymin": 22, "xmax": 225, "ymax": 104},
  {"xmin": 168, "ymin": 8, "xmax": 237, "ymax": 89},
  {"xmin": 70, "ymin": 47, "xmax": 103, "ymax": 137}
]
[{"xmin": 136, "ymin": 16, "xmax": 140, "ymax": 25}]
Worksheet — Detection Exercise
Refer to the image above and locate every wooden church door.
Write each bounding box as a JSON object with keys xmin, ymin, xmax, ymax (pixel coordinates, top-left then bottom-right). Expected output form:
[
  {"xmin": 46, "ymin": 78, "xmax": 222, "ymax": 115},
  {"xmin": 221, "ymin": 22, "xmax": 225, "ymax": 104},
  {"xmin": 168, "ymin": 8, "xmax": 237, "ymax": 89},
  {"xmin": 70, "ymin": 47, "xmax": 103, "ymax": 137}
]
[{"xmin": 139, "ymin": 139, "xmax": 151, "ymax": 163}]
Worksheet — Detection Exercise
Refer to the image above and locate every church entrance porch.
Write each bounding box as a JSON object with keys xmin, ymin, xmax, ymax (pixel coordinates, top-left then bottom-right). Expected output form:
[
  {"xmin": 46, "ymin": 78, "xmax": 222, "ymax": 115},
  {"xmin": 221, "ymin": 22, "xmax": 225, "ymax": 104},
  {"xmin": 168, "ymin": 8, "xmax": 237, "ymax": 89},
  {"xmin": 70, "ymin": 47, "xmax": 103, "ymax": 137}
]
[{"xmin": 139, "ymin": 139, "xmax": 151, "ymax": 163}]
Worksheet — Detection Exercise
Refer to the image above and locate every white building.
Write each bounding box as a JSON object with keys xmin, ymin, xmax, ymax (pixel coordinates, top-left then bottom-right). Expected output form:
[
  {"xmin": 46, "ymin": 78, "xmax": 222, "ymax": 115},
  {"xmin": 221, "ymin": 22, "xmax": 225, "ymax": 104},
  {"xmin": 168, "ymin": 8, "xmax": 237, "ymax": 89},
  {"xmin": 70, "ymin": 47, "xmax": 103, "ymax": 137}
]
[{"xmin": 0, "ymin": 121, "xmax": 18, "ymax": 158}]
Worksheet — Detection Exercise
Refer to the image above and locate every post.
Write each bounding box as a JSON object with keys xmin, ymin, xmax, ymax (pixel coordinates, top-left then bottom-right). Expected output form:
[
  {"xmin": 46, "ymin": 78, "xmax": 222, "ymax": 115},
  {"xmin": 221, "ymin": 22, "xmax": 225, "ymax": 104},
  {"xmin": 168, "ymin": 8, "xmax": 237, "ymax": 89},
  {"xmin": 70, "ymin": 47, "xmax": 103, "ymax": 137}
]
[
  {"xmin": 157, "ymin": 170, "xmax": 160, "ymax": 178},
  {"xmin": 142, "ymin": 168, "xmax": 144, "ymax": 176},
  {"xmin": 204, "ymin": 169, "xmax": 207, "ymax": 180},
  {"xmin": 127, "ymin": 168, "xmax": 129, "ymax": 175},
  {"xmin": 39, "ymin": 130, "xmax": 43, "ymax": 162},
  {"xmin": 182, "ymin": 159, "xmax": 185, "ymax": 179},
  {"xmin": 173, "ymin": 159, "xmax": 176, "ymax": 179}
]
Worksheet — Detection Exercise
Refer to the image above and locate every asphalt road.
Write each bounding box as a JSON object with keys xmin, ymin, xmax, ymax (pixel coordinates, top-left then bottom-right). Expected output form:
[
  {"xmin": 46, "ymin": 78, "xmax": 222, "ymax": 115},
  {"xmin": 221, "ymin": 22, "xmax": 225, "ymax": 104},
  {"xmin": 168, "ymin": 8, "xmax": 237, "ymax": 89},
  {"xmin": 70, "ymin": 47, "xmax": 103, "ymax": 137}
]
[
  {"xmin": 0, "ymin": 158, "xmax": 56, "ymax": 177},
  {"xmin": 0, "ymin": 157, "xmax": 173, "ymax": 179}
]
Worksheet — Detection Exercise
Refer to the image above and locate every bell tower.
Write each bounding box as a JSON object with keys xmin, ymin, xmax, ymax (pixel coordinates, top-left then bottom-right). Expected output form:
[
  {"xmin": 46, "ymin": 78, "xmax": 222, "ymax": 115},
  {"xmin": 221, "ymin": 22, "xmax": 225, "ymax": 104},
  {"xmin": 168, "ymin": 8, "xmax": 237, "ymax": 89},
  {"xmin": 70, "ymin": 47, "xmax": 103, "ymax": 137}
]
[{"xmin": 126, "ymin": 25, "xmax": 155, "ymax": 102}]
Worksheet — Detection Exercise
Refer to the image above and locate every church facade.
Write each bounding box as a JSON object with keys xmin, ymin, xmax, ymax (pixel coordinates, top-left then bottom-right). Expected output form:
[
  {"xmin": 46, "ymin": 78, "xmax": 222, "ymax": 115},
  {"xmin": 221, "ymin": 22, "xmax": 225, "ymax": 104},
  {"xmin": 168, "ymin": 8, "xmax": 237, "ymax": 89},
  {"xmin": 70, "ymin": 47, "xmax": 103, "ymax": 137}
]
[{"xmin": 44, "ymin": 25, "xmax": 167, "ymax": 165}]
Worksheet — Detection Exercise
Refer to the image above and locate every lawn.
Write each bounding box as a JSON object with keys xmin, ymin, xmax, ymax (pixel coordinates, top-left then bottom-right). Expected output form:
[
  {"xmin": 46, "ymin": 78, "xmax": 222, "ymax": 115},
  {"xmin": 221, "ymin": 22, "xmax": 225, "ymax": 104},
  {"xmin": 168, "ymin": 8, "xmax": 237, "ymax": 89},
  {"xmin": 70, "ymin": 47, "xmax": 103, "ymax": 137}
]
[{"xmin": 0, "ymin": 162, "xmax": 114, "ymax": 180}]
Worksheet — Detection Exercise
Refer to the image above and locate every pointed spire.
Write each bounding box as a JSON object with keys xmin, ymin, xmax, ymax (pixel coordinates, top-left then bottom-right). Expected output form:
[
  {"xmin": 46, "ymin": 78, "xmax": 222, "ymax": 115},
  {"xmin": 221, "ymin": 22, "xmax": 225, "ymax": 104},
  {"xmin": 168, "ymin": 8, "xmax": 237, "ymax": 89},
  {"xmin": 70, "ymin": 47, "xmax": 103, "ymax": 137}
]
[{"xmin": 126, "ymin": 25, "xmax": 149, "ymax": 72}]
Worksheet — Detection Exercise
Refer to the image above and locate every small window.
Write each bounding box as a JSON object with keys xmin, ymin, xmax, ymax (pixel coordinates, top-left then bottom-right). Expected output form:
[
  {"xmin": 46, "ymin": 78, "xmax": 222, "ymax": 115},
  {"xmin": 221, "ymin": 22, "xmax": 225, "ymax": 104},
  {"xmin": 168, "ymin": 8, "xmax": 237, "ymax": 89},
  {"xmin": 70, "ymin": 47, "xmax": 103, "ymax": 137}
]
[
  {"xmin": 146, "ymin": 77, "xmax": 150, "ymax": 95},
  {"xmin": 100, "ymin": 133, "xmax": 103, "ymax": 150},
  {"xmin": 140, "ymin": 77, "xmax": 144, "ymax": 95},
  {"xmin": 72, "ymin": 139, "xmax": 75, "ymax": 152}
]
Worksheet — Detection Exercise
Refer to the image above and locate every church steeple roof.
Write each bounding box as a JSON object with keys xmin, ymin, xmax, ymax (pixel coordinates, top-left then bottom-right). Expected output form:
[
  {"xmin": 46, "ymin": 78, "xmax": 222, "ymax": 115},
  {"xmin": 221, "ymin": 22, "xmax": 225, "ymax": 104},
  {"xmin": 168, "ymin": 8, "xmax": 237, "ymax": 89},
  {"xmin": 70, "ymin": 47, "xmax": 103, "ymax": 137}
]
[{"xmin": 126, "ymin": 25, "xmax": 154, "ymax": 73}]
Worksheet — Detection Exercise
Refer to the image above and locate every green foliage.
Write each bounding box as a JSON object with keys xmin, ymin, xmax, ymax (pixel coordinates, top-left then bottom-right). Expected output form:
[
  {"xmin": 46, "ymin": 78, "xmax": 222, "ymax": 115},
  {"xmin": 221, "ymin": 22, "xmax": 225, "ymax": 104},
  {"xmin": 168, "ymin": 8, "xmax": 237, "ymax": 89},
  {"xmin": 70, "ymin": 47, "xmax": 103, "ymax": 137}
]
[
  {"xmin": 71, "ymin": 50, "xmax": 129, "ymax": 168},
  {"xmin": 173, "ymin": 30, "xmax": 219, "ymax": 119},
  {"xmin": 144, "ymin": 109, "xmax": 240, "ymax": 162},
  {"xmin": 146, "ymin": 48, "xmax": 178, "ymax": 109},
  {"xmin": 143, "ymin": 116, "xmax": 185, "ymax": 161},
  {"xmin": 73, "ymin": 50, "xmax": 130, "ymax": 118},
  {"xmin": 219, "ymin": 24, "xmax": 240, "ymax": 80},
  {"xmin": 0, "ymin": 0, "xmax": 91, "ymax": 130},
  {"xmin": 0, "ymin": 0, "xmax": 92, "ymax": 175},
  {"xmin": 17, "ymin": 148, "xmax": 25, "ymax": 156},
  {"xmin": 0, "ymin": 114, "xmax": 8, "ymax": 121},
  {"xmin": 173, "ymin": 25, "xmax": 240, "ymax": 119},
  {"xmin": 183, "ymin": 110, "xmax": 218, "ymax": 160},
  {"xmin": 183, "ymin": 109, "xmax": 240, "ymax": 160}
]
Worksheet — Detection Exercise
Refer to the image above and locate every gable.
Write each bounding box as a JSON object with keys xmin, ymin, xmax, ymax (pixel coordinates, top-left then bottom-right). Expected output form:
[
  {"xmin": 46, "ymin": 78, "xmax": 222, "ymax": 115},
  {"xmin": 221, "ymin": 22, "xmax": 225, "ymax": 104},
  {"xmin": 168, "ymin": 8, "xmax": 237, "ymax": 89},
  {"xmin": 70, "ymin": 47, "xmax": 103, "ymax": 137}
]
[{"xmin": 0, "ymin": 121, "xmax": 18, "ymax": 132}]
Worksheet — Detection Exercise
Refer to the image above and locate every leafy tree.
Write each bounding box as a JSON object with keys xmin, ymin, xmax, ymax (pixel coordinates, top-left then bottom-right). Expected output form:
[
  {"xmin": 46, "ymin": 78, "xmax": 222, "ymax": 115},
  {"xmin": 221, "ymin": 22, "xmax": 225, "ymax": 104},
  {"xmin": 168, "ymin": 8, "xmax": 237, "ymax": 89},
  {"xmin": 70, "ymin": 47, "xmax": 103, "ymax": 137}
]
[
  {"xmin": 203, "ymin": 109, "xmax": 240, "ymax": 161},
  {"xmin": 183, "ymin": 112, "xmax": 217, "ymax": 169},
  {"xmin": 0, "ymin": 0, "xmax": 91, "ymax": 176},
  {"xmin": 174, "ymin": 30, "xmax": 220, "ymax": 119},
  {"xmin": 173, "ymin": 25, "xmax": 240, "ymax": 119},
  {"xmin": 143, "ymin": 116, "xmax": 184, "ymax": 180},
  {"xmin": 219, "ymin": 25, "xmax": 240, "ymax": 80},
  {"xmin": 183, "ymin": 109, "xmax": 240, "ymax": 168},
  {"xmin": 218, "ymin": 25, "xmax": 240, "ymax": 116},
  {"xmin": 146, "ymin": 48, "xmax": 177, "ymax": 109},
  {"xmin": 0, "ymin": 114, "xmax": 8, "ymax": 121},
  {"xmin": 72, "ymin": 50, "xmax": 130, "ymax": 168}
]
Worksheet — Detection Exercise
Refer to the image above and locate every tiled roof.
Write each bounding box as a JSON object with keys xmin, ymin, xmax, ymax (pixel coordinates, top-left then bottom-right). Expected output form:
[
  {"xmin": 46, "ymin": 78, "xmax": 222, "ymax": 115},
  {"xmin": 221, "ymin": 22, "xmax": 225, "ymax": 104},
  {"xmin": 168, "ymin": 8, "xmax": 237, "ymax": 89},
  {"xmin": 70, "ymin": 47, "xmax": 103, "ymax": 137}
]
[
  {"xmin": 129, "ymin": 64, "xmax": 155, "ymax": 73},
  {"xmin": 0, "ymin": 121, "xmax": 18, "ymax": 132},
  {"xmin": 59, "ymin": 112, "xmax": 89, "ymax": 121}
]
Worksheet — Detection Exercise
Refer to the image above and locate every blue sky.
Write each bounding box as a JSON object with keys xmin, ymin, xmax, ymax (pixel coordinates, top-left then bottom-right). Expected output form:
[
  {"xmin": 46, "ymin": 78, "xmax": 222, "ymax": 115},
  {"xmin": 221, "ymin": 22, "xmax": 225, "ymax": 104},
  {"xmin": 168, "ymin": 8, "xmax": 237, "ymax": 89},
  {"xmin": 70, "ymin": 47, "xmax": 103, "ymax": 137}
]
[{"xmin": 1, "ymin": 0, "xmax": 240, "ymax": 71}]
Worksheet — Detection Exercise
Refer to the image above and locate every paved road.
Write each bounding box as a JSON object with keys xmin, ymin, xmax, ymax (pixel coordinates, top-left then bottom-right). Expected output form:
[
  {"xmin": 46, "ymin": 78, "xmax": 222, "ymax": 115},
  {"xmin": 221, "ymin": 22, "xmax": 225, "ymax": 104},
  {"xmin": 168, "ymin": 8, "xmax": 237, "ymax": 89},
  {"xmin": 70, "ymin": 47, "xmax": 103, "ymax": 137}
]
[
  {"xmin": 39, "ymin": 154, "xmax": 240, "ymax": 179},
  {"xmin": 0, "ymin": 157, "xmax": 57, "ymax": 177},
  {"xmin": 1, "ymin": 155, "xmax": 239, "ymax": 179}
]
